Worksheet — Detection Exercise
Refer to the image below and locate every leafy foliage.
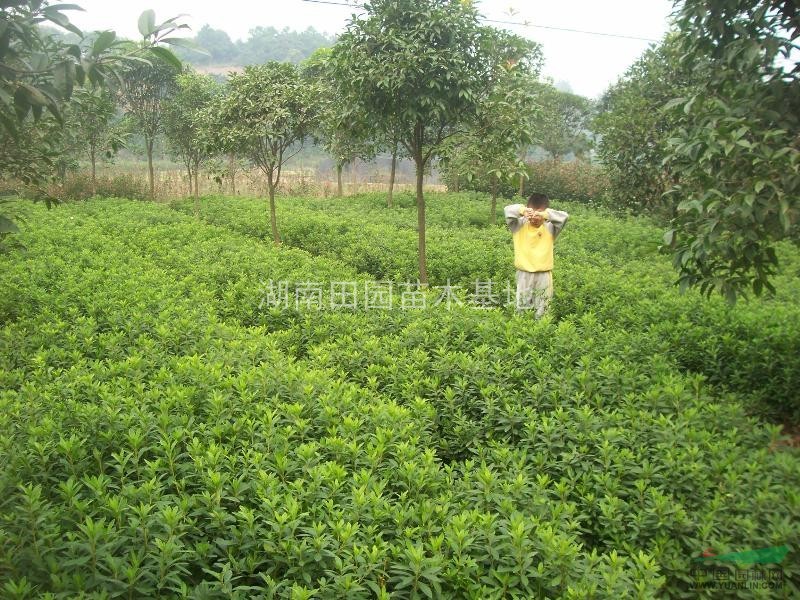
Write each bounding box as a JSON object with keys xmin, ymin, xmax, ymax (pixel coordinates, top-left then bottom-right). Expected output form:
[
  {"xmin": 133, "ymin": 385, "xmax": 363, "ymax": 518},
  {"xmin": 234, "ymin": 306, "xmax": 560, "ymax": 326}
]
[
  {"xmin": 535, "ymin": 84, "xmax": 594, "ymax": 161},
  {"xmin": 0, "ymin": 196, "xmax": 798, "ymax": 598},
  {"xmin": 0, "ymin": 3, "xmax": 190, "ymax": 236},
  {"xmin": 117, "ymin": 55, "xmax": 179, "ymax": 199},
  {"xmin": 593, "ymin": 37, "xmax": 695, "ymax": 216},
  {"xmin": 68, "ymin": 88, "xmax": 127, "ymax": 192},
  {"xmin": 330, "ymin": 0, "xmax": 533, "ymax": 283},
  {"xmin": 172, "ymin": 192, "xmax": 800, "ymax": 422},
  {"xmin": 215, "ymin": 62, "xmax": 318, "ymax": 243},
  {"xmin": 163, "ymin": 69, "xmax": 221, "ymax": 211},
  {"xmin": 662, "ymin": 0, "xmax": 800, "ymax": 302},
  {"xmin": 440, "ymin": 41, "xmax": 542, "ymax": 223},
  {"xmin": 302, "ymin": 48, "xmax": 376, "ymax": 198}
]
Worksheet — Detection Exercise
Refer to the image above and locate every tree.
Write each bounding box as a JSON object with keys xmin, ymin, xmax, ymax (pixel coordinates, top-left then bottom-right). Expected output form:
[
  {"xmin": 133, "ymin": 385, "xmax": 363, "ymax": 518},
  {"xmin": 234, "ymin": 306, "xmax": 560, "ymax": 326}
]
[
  {"xmin": 662, "ymin": 0, "xmax": 800, "ymax": 301},
  {"xmin": 118, "ymin": 57, "xmax": 178, "ymax": 199},
  {"xmin": 593, "ymin": 37, "xmax": 695, "ymax": 215},
  {"xmin": 0, "ymin": 3, "xmax": 188, "ymax": 232},
  {"xmin": 163, "ymin": 69, "xmax": 221, "ymax": 214},
  {"xmin": 216, "ymin": 62, "xmax": 317, "ymax": 243},
  {"xmin": 192, "ymin": 25, "xmax": 236, "ymax": 64},
  {"xmin": 331, "ymin": 0, "xmax": 531, "ymax": 284},
  {"xmin": 536, "ymin": 84, "xmax": 593, "ymax": 161},
  {"xmin": 303, "ymin": 48, "xmax": 375, "ymax": 198},
  {"xmin": 71, "ymin": 88, "xmax": 126, "ymax": 195},
  {"xmin": 441, "ymin": 51, "xmax": 542, "ymax": 224}
]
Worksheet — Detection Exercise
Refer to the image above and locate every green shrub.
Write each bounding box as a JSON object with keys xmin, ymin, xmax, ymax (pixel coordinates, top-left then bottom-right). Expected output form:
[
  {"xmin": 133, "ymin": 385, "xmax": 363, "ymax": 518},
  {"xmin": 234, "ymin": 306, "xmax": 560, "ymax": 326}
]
[
  {"xmin": 172, "ymin": 194, "xmax": 800, "ymax": 420},
  {"xmin": 0, "ymin": 198, "xmax": 797, "ymax": 598},
  {"xmin": 522, "ymin": 160, "xmax": 611, "ymax": 206}
]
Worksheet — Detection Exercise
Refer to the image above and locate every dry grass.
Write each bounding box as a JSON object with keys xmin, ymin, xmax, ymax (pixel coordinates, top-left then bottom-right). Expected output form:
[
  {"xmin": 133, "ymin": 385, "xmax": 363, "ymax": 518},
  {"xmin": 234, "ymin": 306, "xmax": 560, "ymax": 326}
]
[{"xmin": 95, "ymin": 165, "xmax": 446, "ymax": 201}]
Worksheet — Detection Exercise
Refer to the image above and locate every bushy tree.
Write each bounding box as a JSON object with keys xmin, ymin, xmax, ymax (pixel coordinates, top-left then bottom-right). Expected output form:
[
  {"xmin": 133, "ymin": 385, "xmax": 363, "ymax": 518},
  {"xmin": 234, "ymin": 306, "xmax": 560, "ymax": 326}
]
[
  {"xmin": 536, "ymin": 84, "xmax": 593, "ymax": 161},
  {"xmin": 118, "ymin": 57, "xmax": 179, "ymax": 199},
  {"xmin": 662, "ymin": 0, "xmax": 800, "ymax": 301},
  {"xmin": 303, "ymin": 48, "xmax": 375, "ymax": 198},
  {"xmin": 441, "ymin": 44, "xmax": 543, "ymax": 224},
  {"xmin": 216, "ymin": 62, "xmax": 317, "ymax": 243},
  {"xmin": 593, "ymin": 36, "xmax": 695, "ymax": 216},
  {"xmin": 331, "ymin": 0, "xmax": 535, "ymax": 284},
  {"xmin": 70, "ymin": 88, "xmax": 126, "ymax": 195},
  {"xmin": 163, "ymin": 69, "xmax": 221, "ymax": 213}
]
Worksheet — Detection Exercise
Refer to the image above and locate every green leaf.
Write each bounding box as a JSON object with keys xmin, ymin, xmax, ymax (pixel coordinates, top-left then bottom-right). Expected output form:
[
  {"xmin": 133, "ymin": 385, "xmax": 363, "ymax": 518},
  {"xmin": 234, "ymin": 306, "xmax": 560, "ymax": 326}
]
[
  {"xmin": 41, "ymin": 8, "xmax": 83, "ymax": 38},
  {"xmin": 92, "ymin": 31, "xmax": 117, "ymax": 55},
  {"xmin": 138, "ymin": 9, "xmax": 156, "ymax": 38},
  {"xmin": 0, "ymin": 215, "xmax": 19, "ymax": 233},
  {"xmin": 146, "ymin": 46, "xmax": 182, "ymax": 71}
]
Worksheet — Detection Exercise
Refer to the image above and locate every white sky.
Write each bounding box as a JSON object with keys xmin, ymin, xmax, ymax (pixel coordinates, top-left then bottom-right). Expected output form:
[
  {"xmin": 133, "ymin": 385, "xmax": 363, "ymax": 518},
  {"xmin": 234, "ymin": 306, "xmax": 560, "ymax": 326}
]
[{"xmin": 66, "ymin": 0, "xmax": 676, "ymax": 99}]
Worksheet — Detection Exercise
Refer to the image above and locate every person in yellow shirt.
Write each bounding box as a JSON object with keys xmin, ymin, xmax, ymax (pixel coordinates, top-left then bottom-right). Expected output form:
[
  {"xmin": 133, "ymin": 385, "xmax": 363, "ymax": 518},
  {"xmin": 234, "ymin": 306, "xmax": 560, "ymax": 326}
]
[{"xmin": 504, "ymin": 192, "xmax": 569, "ymax": 317}]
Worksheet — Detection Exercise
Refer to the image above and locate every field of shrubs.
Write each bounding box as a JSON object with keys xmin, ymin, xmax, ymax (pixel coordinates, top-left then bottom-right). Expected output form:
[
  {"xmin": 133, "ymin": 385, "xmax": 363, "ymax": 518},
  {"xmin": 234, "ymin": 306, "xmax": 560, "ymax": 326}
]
[{"xmin": 1, "ymin": 194, "xmax": 798, "ymax": 598}]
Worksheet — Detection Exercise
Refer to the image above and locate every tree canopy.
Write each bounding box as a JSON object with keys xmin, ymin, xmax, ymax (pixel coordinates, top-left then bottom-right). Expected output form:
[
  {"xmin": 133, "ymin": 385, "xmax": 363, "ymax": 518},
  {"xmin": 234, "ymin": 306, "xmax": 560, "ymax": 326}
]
[
  {"xmin": 662, "ymin": 0, "xmax": 800, "ymax": 301},
  {"xmin": 216, "ymin": 62, "xmax": 318, "ymax": 243},
  {"xmin": 175, "ymin": 25, "xmax": 335, "ymax": 66},
  {"xmin": 331, "ymin": 0, "xmax": 538, "ymax": 284}
]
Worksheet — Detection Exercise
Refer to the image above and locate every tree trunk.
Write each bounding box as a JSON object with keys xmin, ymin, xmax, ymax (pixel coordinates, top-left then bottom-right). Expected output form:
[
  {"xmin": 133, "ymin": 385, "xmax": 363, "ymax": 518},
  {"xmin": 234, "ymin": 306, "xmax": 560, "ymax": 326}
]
[
  {"xmin": 229, "ymin": 153, "xmax": 237, "ymax": 195},
  {"xmin": 193, "ymin": 165, "xmax": 199, "ymax": 218},
  {"xmin": 267, "ymin": 177, "xmax": 280, "ymax": 244},
  {"xmin": 453, "ymin": 175, "xmax": 460, "ymax": 193},
  {"xmin": 147, "ymin": 138, "xmax": 155, "ymax": 200},
  {"xmin": 490, "ymin": 175, "xmax": 498, "ymax": 225},
  {"xmin": 187, "ymin": 165, "xmax": 193, "ymax": 196},
  {"xmin": 336, "ymin": 163, "xmax": 343, "ymax": 197},
  {"xmin": 415, "ymin": 159, "xmax": 428, "ymax": 286},
  {"xmin": 387, "ymin": 143, "xmax": 397, "ymax": 208},
  {"xmin": 90, "ymin": 148, "xmax": 97, "ymax": 197},
  {"xmin": 519, "ymin": 148, "xmax": 527, "ymax": 198}
]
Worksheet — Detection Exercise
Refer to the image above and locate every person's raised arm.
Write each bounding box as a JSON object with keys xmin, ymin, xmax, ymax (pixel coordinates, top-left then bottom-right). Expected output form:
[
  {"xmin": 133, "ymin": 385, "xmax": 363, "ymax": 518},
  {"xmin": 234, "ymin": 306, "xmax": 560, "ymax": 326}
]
[
  {"xmin": 542, "ymin": 208, "xmax": 569, "ymax": 239},
  {"xmin": 504, "ymin": 204, "xmax": 526, "ymax": 233}
]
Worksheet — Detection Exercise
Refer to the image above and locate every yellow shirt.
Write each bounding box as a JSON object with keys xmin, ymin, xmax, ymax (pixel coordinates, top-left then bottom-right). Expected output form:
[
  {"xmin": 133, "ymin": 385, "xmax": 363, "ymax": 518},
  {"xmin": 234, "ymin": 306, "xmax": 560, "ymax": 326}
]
[{"xmin": 512, "ymin": 208, "xmax": 555, "ymax": 272}]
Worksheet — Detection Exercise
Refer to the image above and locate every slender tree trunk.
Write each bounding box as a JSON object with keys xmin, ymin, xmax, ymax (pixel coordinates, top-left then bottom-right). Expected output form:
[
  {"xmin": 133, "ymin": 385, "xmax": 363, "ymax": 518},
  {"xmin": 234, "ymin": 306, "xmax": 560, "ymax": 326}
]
[
  {"xmin": 453, "ymin": 175, "xmax": 460, "ymax": 193},
  {"xmin": 193, "ymin": 164, "xmax": 199, "ymax": 218},
  {"xmin": 490, "ymin": 175, "xmax": 498, "ymax": 225},
  {"xmin": 267, "ymin": 176, "xmax": 280, "ymax": 244},
  {"xmin": 519, "ymin": 148, "xmax": 527, "ymax": 198},
  {"xmin": 229, "ymin": 153, "xmax": 237, "ymax": 195},
  {"xmin": 187, "ymin": 165, "xmax": 193, "ymax": 196},
  {"xmin": 336, "ymin": 163, "xmax": 343, "ymax": 197},
  {"xmin": 90, "ymin": 148, "xmax": 97, "ymax": 197},
  {"xmin": 147, "ymin": 138, "xmax": 155, "ymax": 200},
  {"xmin": 388, "ymin": 143, "xmax": 397, "ymax": 208},
  {"xmin": 415, "ymin": 158, "xmax": 428, "ymax": 286}
]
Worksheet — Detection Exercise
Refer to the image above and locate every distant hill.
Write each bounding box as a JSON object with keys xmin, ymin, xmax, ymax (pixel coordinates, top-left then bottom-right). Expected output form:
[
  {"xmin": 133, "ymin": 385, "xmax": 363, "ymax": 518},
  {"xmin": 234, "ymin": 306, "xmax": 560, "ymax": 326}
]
[{"xmin": 175, "ymin": 24, "xmax": 336, "ymax": 67}]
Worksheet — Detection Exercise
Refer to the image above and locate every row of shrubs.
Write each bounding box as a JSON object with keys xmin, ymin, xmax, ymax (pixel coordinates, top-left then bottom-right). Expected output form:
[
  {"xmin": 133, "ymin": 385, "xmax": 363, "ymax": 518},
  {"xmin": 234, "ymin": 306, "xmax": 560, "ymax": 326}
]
[
  {"xmin": 171, "ymin": 194, "xmax": 800, "ymax": 421},
  {"xmin": 442, "ymin": 160, "xmax": 612, "ymax": 206},
  {"xmin": 1, "ymin": 198, "xmax": 797, "ymax": 597},
  {"xmin": 1, "ymin": 173, "xmax": 151, "ymax": 203}
]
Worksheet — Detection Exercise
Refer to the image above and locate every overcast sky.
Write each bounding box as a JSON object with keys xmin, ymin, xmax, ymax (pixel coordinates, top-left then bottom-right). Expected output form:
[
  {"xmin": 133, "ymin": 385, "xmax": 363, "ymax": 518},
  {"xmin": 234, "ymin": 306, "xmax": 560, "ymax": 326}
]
[{"xmin": 67, "ymin": 0, "xmax": 676, "ymax": 99}]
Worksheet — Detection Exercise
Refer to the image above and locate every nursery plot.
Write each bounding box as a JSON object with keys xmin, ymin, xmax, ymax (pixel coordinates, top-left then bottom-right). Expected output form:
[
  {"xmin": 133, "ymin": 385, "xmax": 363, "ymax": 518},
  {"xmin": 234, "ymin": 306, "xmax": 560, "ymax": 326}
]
[
  {"xmin": 0, "ymin": 198, "xmax": 798, "ymax": 599},
  {"xmin": 174, "ymin": 194, "xmax": 800, "ymax": 420}
]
